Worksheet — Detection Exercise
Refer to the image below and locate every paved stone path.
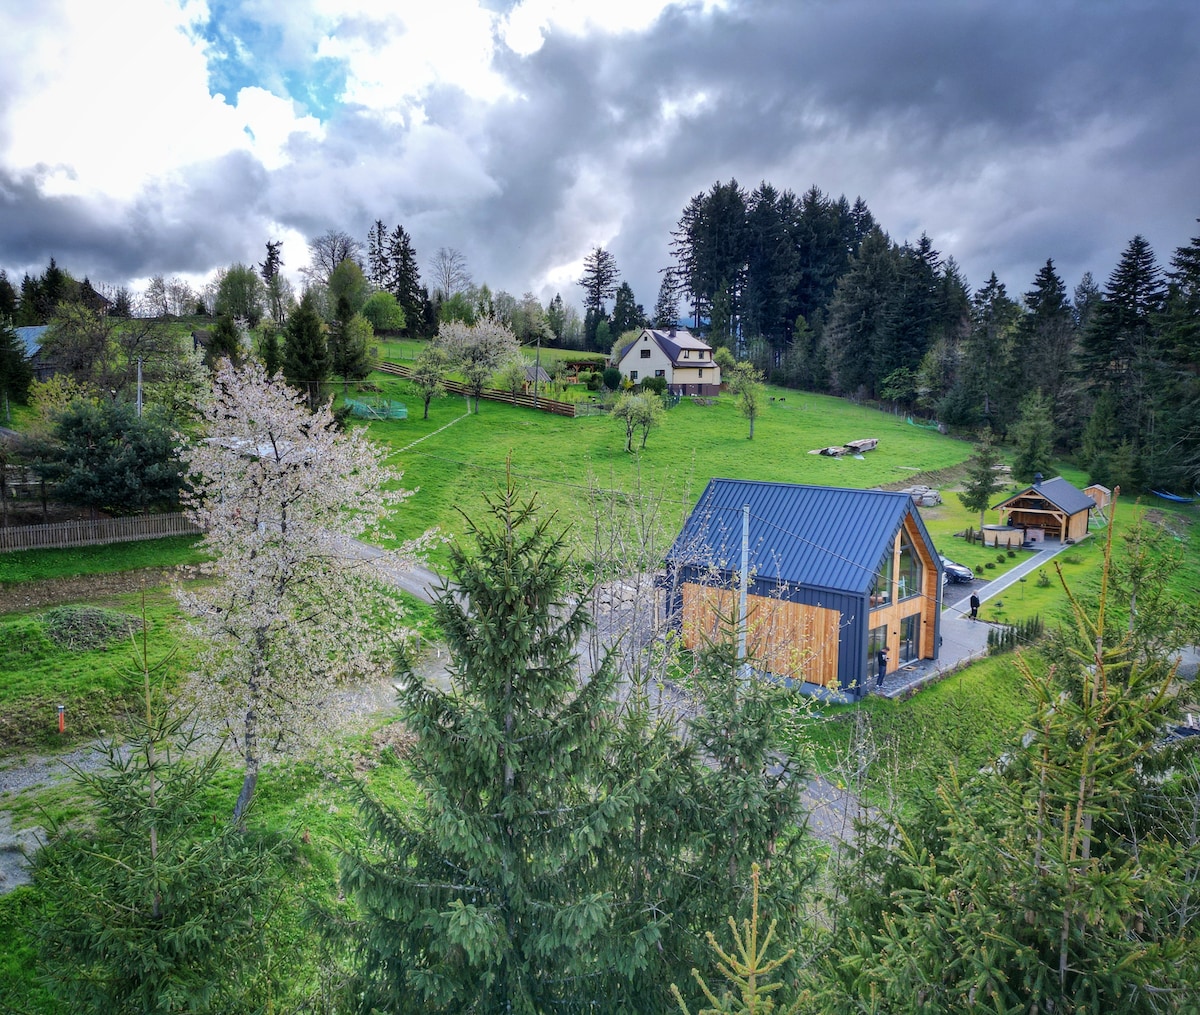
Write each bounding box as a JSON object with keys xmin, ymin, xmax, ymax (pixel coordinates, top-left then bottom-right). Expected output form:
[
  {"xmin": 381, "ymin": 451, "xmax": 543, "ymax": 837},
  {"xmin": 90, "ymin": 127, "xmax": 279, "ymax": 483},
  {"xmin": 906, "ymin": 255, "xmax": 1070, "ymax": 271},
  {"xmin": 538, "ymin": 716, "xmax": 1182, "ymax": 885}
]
[{"xmin": 876, "ymin": 541, "xmax": 1071, "ymax": 698}]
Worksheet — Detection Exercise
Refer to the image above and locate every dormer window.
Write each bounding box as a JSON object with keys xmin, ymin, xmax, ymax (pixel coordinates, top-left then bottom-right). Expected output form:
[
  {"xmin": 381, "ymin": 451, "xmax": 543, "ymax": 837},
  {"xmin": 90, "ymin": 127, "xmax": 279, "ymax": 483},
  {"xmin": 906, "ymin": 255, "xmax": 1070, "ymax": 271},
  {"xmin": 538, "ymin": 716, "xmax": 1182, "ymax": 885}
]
[{"xmin": 683, "ymin": 350, "xmax": 690, "ymax": 359}]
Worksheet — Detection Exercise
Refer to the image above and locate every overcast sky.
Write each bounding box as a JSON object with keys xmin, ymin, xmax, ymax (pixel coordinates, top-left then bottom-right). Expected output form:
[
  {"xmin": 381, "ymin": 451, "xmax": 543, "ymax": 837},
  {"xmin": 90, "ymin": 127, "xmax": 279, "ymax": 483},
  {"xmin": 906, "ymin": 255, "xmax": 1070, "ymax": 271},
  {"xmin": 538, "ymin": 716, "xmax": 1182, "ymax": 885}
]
[{"xmin": 2, "ymin": 0, "xmax": 1198, "ymax": 312}]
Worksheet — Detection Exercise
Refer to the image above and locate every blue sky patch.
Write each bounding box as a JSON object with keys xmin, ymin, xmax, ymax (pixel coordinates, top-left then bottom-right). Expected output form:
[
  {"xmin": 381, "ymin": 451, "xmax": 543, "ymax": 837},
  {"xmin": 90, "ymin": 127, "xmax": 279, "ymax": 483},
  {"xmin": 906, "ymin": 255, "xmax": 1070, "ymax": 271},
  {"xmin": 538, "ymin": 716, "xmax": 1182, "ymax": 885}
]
[{"xmin": 198, "ymin": 1, "xmax": 345, "ymax": 120}]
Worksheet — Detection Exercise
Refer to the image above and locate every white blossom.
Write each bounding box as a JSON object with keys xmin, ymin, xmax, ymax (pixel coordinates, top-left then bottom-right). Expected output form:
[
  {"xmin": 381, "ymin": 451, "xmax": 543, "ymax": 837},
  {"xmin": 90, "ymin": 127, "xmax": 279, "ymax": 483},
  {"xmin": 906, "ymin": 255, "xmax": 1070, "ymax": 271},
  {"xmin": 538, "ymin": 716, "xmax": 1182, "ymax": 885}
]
[{"xmin": 177, "ymin": 360, "xmax": 422, "ymax": 816}]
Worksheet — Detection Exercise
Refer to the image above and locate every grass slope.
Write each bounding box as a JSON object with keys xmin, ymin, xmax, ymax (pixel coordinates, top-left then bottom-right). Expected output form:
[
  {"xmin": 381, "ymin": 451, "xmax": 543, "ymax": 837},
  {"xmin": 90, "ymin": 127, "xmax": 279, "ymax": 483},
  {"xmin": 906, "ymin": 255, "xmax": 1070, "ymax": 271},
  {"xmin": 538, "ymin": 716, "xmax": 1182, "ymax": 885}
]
[
  {"xmin": 0, "ymin": 535, "xmax": 206, "ymax": 584},
  {"xmin": 356, "ymin": 373, "xmax": 973, "ymax": 563}
]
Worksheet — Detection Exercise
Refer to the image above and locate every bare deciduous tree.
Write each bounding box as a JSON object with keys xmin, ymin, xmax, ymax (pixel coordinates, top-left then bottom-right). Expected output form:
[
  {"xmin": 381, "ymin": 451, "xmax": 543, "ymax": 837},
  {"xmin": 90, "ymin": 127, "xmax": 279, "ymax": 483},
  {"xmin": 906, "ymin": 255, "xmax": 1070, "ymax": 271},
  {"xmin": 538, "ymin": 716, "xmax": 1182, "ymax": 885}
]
[
  {"xmin": 428, "ymin": 246, "xmax": 472, "ymax": 300},
  {"xmin": 300, "ymin": 228, "xmax": 364, "ymax": 291}
]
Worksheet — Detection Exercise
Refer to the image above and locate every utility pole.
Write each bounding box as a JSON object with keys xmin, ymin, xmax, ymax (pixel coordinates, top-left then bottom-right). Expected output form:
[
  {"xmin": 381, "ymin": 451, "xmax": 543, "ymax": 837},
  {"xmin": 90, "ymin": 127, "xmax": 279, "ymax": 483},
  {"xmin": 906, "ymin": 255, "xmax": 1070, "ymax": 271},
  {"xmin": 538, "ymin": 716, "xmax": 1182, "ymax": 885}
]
[
  {"xmin": 738, "ymin": 503, "xmax": 749, "ymax": 678},
  {"xmin": 533, "ymin": 331, "xmax": 541, "ymax": 409}
]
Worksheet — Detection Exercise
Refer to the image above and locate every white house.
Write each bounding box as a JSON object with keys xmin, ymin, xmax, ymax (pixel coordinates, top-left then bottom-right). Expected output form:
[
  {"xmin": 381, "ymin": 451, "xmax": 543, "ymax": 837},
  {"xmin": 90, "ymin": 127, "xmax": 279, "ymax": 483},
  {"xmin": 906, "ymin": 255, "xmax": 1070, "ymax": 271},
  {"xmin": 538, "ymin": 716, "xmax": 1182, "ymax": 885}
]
[{"xmin": 614, "ymin": 328, "xmax": 722, "ymax": 396}]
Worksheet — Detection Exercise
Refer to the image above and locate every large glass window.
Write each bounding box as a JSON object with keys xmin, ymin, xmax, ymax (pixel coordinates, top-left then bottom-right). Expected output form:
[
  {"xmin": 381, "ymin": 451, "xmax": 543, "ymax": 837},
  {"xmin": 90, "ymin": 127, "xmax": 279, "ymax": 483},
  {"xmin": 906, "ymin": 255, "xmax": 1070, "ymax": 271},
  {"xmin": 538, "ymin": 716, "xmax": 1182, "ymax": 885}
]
[
  {"xmin": 896, "ymin": 528, "xmax": 923, "ymax": 601},
  {"xmin": 869, "ymin": 547, "xmax": 893, "ymax": 606}
]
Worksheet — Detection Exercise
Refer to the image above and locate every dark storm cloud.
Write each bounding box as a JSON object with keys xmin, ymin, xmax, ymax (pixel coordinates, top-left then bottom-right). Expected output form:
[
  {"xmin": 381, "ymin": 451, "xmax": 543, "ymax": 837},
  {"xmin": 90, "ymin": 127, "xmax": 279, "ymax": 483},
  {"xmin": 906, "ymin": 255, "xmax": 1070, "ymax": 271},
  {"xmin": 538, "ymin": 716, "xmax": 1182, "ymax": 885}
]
[
  {"xmin": 0, "ymin": 151, "xmax": 273, "ymax": 284},
  {"xmin": 3, "ymin": 0, "xmax": 1197, "ymax": 306},
  {"xmin": 457, "ymin": 0, "xmax": 1200, "ymax": 303}
]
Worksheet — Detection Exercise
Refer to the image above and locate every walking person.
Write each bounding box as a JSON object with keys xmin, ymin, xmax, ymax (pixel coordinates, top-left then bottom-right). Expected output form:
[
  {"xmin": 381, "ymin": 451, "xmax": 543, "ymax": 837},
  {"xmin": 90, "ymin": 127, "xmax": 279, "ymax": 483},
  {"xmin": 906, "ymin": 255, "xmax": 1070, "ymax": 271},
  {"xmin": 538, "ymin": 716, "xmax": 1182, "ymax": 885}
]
[
  {"xmin": 969, "ymin": 592, "xmax": 980, "ymax": 621},
  {"xmin": 875, "ymin": 645, "xmax": 889, "ymax": 689}
]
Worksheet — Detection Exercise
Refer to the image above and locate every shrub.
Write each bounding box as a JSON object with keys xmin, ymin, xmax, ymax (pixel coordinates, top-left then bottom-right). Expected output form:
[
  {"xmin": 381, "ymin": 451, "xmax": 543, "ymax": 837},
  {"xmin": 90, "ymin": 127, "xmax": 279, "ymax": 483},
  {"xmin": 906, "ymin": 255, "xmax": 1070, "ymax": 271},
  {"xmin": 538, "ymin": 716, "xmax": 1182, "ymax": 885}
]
[
  {"xmin": 602, "ymin": 366, "xmax": 622, "ymax": 391},
  {"xmin": 42, "ymin": 606, "xmax": 134, "ymax": 651},
  {"xmin": 640, "ymin": 376, "xmax": 667, "ymax": 395},
  {"xmin": 985, "ymin": 561, "xmax": 996, "ymax": 570},
  {"xmin": 1036, "ymin": 569, "xmax": 1052, "ymax": 588},
  {"xmin": 996, "ymin": 553, "xmax": 1008, "ymax": 564}
]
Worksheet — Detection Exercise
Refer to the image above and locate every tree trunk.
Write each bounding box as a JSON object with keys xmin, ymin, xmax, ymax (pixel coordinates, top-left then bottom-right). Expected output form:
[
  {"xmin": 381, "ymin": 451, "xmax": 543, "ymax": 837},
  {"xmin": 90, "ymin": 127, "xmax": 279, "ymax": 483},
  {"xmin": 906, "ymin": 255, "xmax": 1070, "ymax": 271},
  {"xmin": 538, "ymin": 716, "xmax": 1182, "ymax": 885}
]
[{"xmin": 233, "ymin": 648, "xmax": 264, "ymax": 823}]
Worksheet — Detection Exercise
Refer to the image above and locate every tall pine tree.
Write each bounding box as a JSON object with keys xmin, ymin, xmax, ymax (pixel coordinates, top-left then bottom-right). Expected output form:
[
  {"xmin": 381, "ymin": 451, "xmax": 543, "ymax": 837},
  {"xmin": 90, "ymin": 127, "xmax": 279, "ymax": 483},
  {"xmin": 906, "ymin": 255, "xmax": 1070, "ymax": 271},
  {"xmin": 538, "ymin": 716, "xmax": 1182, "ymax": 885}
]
[
  {"xmin": 385, "ymin": 224, "xmax": 423, "ymax": 334},
  {"xmin": 282, "ymin": 290, "xmax": 329, "ymax": 411},
  {"xmin": 342, "ymin": 478, "xmax": 652, "ymax": 1013}
]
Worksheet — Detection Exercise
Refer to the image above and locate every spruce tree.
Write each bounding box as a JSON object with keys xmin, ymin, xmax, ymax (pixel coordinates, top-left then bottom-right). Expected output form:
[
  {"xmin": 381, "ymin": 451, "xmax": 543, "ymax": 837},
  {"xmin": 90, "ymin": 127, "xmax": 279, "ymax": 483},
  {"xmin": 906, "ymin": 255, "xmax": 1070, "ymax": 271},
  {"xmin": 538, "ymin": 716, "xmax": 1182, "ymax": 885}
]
[
  {"xmin": 957, "ymin": 426, "xmax": 1005, "ymax": 532},
  {"xmin": 1009, "ymin": 389, "xmax": 1054, "ymax": 483},
  {"xmin": 1079, "ymin": 235, "xmax": 1166, "ymax": 456},
  {"xmin": 328, "ymin": 295, "xmax": 372, "ymax": 392},
  {"xmin": 0, "ymin": 321, "xmax": 34, "ymax": 406},
  {"xmin": 1020, "ymin": 258, "xmax": 1078, "ymax": 442},
  {"xmin": 385, "ymin": 224, "xmax": 423, "ymax": 333},
  {"xmin": 611, "ymin": 280, "xmax": 643, "ymax": 334},
  {"xmin": 282, "ymin": 289, "xmax": 330, "ymax": 411},
  {"xmin": 33, "ymin": 620, "xmax": 280, "ymax": 1014},
  {"xmin": 653, "ymin": 271, "xmax": 681, "ymax": 330},
  {"xmin": 961, "ymin": 272, "xmax": 1022, "ymax": 433},
  {"xmin": 342, "ymin": 477, "xmax": 650, "ymax": 1013},
  {"xmin": 203, "ymin": 313, "xmax": 242, "ymax": 371},
  {"xmin": 806, "ymin": 507, "xmax": 1200, "ymax": 1013}
]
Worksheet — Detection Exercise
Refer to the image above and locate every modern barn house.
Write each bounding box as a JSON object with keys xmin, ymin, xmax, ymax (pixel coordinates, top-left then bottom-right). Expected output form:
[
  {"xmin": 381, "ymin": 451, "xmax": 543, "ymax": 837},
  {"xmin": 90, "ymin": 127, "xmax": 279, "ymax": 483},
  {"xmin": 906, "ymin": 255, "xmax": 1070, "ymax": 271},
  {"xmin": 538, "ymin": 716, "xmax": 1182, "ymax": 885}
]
[{"xmin": 664, "ymin": 479, "xmax": 944, "ymax": 700}]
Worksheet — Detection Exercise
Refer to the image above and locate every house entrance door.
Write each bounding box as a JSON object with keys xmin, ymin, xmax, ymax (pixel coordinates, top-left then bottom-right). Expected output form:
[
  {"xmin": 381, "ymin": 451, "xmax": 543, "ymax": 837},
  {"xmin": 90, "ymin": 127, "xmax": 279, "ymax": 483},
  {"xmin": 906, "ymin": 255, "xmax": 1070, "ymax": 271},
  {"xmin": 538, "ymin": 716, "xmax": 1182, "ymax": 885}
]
[
  {"xmin": 900, "ymin": 614, "xmax": 918, "ymax": 664},
  {"xmin": 868, "ymin": 623, "xmax": 888, "ymax": 683}
]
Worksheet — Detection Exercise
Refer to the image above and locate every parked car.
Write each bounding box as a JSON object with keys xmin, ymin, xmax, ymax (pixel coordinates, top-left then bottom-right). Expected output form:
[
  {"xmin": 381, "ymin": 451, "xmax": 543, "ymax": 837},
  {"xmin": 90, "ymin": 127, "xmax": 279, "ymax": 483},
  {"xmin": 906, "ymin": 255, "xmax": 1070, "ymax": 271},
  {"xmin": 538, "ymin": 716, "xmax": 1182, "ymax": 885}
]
[{"xmin": 941, "ymin": 556, "xmax": 975, "ymax": 583}]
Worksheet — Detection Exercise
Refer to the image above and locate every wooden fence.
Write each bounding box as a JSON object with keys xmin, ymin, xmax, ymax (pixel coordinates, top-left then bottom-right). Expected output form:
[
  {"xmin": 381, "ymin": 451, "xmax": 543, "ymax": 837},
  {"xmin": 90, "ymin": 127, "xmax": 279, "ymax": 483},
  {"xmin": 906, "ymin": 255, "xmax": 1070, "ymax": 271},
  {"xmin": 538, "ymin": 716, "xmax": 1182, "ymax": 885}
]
[
  {"xmin": 374, "ymin": 362, "xmax": 579, "ymax": 417},
  {"xmin": 0, "ymin": 512, "xmax": 200, "ymax": 553}
]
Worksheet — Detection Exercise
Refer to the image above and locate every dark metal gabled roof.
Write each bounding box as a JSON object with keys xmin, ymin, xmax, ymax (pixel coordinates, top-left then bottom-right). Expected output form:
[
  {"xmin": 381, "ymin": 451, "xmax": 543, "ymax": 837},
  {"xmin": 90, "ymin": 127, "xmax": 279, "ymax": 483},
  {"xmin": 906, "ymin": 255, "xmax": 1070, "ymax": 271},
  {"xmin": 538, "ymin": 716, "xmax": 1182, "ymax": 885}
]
[
  {"xmin": 667, "ymin": 478, "xmax": 936, "ymax": 595},
  {"xmin": 992, "ymin": 476, "xmax": 1094, "ymax": 515},
  {"xmin": 617, "ymin": 328, "xmax": 710, "ymax": 366}
]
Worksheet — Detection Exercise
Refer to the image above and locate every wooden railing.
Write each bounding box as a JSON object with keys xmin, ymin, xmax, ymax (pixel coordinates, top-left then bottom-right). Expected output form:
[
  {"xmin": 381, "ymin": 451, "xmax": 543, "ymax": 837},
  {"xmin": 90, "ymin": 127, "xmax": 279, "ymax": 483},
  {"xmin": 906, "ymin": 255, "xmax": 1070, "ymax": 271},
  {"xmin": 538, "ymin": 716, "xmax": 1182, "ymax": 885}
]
[
  {"xmin": 374, "ymin": 362, "xmax": 579, "ymax": 417},
  {"xmin": 0, "ymin": 512, "xmax": 200, "ymax": 553}
]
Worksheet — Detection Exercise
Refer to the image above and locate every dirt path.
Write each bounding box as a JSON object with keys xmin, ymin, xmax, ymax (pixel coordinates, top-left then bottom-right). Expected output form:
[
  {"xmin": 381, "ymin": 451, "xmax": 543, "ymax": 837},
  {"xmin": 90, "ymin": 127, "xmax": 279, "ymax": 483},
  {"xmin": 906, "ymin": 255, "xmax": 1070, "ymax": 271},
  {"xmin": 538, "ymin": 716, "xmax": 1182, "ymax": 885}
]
[
  {"xmin": 0, "ymin": 562, "xmax": 865, "ymax": 893},
  {"xmin": 0, "ymin": 649, "xmax": 452, "ymax": 894},
  {"xmin": 0, "ymin": 567, "xmax": 191, "ymax": 614}
]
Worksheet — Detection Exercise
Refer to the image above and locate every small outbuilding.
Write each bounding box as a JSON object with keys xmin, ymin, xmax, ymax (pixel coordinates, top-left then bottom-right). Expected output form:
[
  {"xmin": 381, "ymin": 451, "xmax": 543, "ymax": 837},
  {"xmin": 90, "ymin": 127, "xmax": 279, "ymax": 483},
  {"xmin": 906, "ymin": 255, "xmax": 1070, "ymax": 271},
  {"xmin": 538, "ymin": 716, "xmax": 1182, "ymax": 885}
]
[
  {"xmin": 991, "ymin": 475, "xmax": 1095, "ymax": 545},
  {"xmin": 664, "ymin": 479, "xmax": 944, "ymax": 701},
  {"xmin": 14, "ymin": 325, "xmax": 53, "ymax": 381}
]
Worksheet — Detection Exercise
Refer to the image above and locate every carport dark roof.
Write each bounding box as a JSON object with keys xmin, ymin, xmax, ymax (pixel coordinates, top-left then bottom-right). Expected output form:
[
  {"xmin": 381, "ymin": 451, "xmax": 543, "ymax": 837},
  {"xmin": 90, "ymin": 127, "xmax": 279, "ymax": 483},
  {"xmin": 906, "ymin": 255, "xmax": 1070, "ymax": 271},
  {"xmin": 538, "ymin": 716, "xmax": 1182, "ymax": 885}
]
[
  {"xmin": 667, "ymin": 478, "xmax": 936, "ymax": 595},
  {"xmin": 992, "ymin": 476, "xmax": 1095, "ymax": 515}
]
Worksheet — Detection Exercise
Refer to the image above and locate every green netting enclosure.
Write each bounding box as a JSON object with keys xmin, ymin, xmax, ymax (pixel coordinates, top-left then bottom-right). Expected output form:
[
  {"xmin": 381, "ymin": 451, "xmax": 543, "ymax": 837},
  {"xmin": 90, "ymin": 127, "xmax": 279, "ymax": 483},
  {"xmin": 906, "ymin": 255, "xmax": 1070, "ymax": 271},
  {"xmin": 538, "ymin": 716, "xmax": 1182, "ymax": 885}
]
[{"xmin": 344, "ymin": 397, "xmax": 408, "ymax": 420}]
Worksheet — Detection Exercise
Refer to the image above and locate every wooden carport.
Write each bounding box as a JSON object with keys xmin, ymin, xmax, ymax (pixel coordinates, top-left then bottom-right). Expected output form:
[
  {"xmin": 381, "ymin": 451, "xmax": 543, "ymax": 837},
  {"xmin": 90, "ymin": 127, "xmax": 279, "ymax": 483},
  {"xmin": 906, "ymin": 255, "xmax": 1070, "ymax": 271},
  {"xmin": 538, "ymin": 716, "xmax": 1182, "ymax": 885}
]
[{"xmin": 992, "ymin": 476, "xmax": 1094, "ymax": 544}]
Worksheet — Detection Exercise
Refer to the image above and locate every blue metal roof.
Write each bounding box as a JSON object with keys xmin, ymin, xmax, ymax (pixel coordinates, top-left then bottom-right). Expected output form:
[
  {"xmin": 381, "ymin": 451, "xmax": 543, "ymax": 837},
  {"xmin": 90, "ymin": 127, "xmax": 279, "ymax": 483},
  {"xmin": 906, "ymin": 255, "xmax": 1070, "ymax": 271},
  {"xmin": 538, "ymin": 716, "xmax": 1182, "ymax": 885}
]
[
  {"xmin": 667, "ymin": 479, "xmax": 936, "ymax": 595},
  {"xmin": 14, "ymin": 325, "xmax": 48, "ymax": 358}
]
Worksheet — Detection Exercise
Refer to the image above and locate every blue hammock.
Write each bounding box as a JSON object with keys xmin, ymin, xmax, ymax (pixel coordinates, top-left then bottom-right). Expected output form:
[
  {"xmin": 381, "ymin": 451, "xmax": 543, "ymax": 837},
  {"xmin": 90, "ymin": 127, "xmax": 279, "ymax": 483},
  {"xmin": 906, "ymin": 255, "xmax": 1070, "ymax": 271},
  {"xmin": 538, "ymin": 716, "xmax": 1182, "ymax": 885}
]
[{"xmin": 1152, "ymin": 490, "xmax": 1196, "ymax": 504}]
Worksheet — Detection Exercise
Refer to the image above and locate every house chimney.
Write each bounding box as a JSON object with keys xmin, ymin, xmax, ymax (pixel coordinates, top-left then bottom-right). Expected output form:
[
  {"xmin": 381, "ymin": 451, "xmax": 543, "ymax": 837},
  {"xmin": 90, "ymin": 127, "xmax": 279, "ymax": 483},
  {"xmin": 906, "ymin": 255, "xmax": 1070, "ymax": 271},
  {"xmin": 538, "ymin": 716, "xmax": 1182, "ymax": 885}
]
[
  {"xmin": 669, "ymin": 323, "xmax": 676, "ymax": 338},
  {"xmin": 1033, "ymin": 472, "xmax": 1043, "ymax": 487}
]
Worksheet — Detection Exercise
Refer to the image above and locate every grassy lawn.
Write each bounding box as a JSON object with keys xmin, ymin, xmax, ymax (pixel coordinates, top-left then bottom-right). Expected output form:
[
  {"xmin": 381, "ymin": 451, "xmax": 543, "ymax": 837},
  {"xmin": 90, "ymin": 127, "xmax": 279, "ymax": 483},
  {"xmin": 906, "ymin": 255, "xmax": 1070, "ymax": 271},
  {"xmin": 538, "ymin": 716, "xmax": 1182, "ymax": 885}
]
[
  {"xmin": 0, "ymin": 589, "xmax": 199, "ymax": 751},
  {"xmin": 349, "ymin": 374, "xmax": 975, "ymax": 566},
  {"xmin": 793, "ymin": 648, "xmax": 1048, "ymax": 808},
  {"xmin": 0, "ymin": 535, "xmax": 206, "ymax": 584}
]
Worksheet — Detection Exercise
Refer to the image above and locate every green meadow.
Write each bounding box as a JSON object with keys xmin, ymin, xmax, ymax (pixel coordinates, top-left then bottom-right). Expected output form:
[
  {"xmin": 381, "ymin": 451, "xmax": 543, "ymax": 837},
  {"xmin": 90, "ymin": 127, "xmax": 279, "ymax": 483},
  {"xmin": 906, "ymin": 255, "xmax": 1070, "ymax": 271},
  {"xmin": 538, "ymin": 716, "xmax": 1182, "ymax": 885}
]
[{"xmin": 351, "ymin": 368, "xmax": 976, "ymax": 564}]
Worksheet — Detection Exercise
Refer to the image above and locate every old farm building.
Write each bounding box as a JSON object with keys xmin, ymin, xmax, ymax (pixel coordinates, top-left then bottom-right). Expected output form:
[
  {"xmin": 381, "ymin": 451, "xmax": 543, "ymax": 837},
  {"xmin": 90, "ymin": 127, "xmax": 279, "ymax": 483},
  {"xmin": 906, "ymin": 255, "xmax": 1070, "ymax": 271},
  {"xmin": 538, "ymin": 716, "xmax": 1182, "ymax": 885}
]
[
  {"xmin": 665, "ymin": 479, "xmax": 944, "ymax": 700},
  {"xmin": 991, "ymin": 476, "xmax": 1095, "ymax": 545}
]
